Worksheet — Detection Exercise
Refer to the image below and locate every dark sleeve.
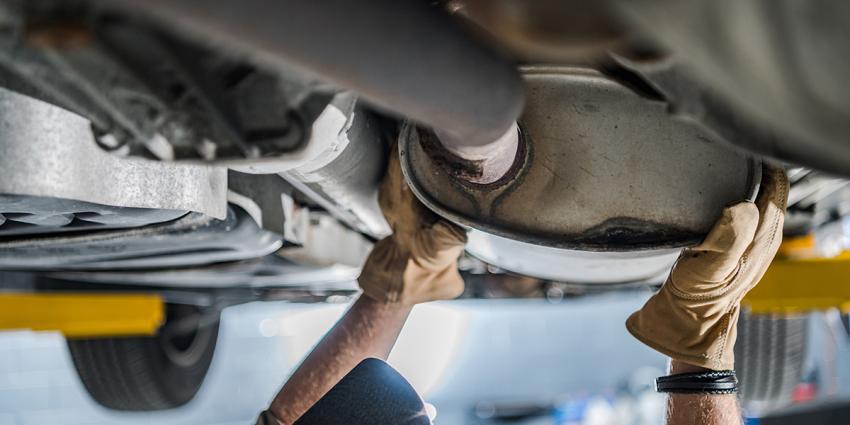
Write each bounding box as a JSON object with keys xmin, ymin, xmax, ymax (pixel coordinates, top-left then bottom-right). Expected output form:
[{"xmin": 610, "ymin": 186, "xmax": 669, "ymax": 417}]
[
  {"xmin": 294, "ymin": 358, "xmax": 431, "ymax": 425},
  {"xmin": 255, "ymin": 410, "xmax": 284, "ymax": 425}
]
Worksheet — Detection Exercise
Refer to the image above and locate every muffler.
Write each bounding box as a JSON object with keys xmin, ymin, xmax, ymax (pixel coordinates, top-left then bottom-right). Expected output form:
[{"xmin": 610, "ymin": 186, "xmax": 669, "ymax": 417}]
[{"xmin": 400, "ymin": 66, "xmax": 760, "ymax": 252}]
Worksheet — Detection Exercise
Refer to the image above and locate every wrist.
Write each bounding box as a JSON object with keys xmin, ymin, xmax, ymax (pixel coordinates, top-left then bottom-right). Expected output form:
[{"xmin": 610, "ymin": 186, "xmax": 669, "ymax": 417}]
[
  {"xmin": 658, "ymin": 362, "xmax": 739, "ymax": 395},
  {"xmin": 669, "ymin": 360, "xmax": 722, "ymax": 374},
  {"xmin": 357, "ymin": 294, "xmax": 415, "ymax": 314}
]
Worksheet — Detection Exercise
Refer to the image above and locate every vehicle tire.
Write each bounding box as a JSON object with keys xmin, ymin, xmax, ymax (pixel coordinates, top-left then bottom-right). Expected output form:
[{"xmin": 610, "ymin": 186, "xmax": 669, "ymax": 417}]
[
  {"xmin": 735, "ymin": 313, "xmax": 808, "ymax": 412},
  {"xmin": 67, "ymin": 304, "xmax": 220, "ymax": 411}
]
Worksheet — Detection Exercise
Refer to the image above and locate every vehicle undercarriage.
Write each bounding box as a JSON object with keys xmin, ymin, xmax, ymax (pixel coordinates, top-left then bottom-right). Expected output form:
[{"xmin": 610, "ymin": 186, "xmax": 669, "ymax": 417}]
[{"xmin": 0, "ymin": 0, "xmax": 848, "ymax": 413}]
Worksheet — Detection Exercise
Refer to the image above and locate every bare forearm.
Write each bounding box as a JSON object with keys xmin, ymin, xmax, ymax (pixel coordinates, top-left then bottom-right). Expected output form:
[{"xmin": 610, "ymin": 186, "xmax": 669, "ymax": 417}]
[
  {"xmin": 665, "ymin": 361, "xmax": 742, "ymax": 425},
  {"xmin": 268, "ymin": 295, "xmax": 413, "ymax": 424}
]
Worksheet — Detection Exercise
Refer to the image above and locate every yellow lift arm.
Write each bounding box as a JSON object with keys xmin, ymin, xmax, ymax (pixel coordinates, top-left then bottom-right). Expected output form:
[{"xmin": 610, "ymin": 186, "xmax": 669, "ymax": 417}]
[
  {"xmin": 0, "ymin": 292, "xmax": 164, "ymax": 338},
  {"xmin": 744, "ymin": 236, "xmax": 850, "ymax": 315}
]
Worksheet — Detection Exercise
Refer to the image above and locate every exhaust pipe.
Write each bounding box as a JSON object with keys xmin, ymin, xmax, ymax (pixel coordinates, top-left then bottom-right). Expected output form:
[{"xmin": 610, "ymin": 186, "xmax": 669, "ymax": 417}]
[{"xmin": 113, "ymin": 0, "xmax": 525, "ymax": 152}]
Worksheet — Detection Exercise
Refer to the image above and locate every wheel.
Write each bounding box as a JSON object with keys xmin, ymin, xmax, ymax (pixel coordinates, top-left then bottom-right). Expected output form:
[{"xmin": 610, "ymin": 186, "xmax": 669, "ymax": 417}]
[
  {"xmin": 67, "ymin": 304, "xmax": 220, "ymax": 411},
  {"xmin": 735, "ymin": 313, "xmax": 808, "ymax": 413}
]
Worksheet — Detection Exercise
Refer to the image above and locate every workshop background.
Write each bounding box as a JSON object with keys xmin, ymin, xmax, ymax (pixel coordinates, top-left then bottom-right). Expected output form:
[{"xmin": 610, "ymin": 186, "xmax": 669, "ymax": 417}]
[{"xmin": 2, "ymin": 292, "xmax": 850, "ymax": 425}]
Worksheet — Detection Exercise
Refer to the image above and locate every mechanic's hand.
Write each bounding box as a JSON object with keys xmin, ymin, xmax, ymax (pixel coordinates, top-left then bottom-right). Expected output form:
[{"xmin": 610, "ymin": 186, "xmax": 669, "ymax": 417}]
[
  {"xmin": 358, "ymin": 143, "xmax": 467, "ymax": 304},
  {"xmin": 626, "ymin": 165, "xmax": 788, "ymax": 371}
]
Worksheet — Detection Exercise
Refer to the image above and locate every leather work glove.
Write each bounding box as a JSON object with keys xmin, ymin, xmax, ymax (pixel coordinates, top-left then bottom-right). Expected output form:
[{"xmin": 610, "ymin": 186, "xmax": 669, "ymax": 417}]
[
  {"xmin": 358, "ymin": 143, "xmax": 468, "ymax": 304},
  {"xmin": 626, "ymin": 165, "xmax": 789, "ymax": 371}
]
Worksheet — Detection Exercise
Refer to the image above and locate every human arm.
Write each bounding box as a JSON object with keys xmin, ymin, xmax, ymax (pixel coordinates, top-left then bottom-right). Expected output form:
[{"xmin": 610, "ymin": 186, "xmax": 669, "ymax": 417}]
[
  {"xmin": 259, "ymin": 142, "xmax": 467, "ymax": 425},
  {"xmin": 267, "ymin": 295, "xmax": 413, "ymax": 424},
  {"xmin": 665, "ymin": 361, "xmax": 743, "ymax": 425},
  {"xmin": 626, "ymin": 165, "xmax": 789, "ymax": 425}
]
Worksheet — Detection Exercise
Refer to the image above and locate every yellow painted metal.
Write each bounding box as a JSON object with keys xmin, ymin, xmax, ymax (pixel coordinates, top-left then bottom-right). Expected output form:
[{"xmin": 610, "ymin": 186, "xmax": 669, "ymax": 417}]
[
  {"xmin": 744, "ymin": 251, "xmax": 850, "ymax": 315},
  {"xmin": 0, "ymin": 292, "xmax": 164, "ymax": 338},
  {"xmin": 777, "ymin": 234, "xmax": 817, "ymax": 259}
]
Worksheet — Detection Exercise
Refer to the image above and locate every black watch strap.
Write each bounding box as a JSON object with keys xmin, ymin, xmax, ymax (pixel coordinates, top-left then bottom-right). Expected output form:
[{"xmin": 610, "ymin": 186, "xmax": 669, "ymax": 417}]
[{"xmin": 656, "ymin": 370, "xmax": 738, "ymax": 394}]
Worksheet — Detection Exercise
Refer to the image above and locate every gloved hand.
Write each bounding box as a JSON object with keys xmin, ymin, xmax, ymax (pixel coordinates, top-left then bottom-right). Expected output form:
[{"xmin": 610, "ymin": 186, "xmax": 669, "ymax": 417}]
[
  {"xmin": 358, "ymin": 143, "xmax": 468, "ymax": 304},
  {"xmin": 626, "ymin": 165, "xmax": 789, "ymax": 371}
]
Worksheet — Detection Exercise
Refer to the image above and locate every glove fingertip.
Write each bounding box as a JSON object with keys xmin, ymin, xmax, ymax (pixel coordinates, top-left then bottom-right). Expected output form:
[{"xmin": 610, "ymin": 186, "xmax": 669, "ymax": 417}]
[
  {"xmin": 430, "ymin": 220, "xmax": 468, "ymax": 244},
  {"xmin": 693, "ymin": 202, "xmax": 759, "ymax": 254}
]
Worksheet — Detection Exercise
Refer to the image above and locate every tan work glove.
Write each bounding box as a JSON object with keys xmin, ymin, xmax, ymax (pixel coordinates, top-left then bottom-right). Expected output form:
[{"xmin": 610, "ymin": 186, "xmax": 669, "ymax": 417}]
[
  {"xmin": 626, "ymin": 165, "xmax": 789, "ymax": 371},
  {"xmin": 358, "ymin": 143, "xmax": 468, "ymax": 304}
]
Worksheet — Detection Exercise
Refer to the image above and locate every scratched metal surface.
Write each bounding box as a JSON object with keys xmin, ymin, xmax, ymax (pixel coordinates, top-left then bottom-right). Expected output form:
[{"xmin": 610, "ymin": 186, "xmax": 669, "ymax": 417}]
[
  {"xmin": 0, "ymin": 88, "xmax": 227, "ymax": 219},
  {"xmin": 401, "ymin": 66, "xmax": 759, "ymax": 251}
]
